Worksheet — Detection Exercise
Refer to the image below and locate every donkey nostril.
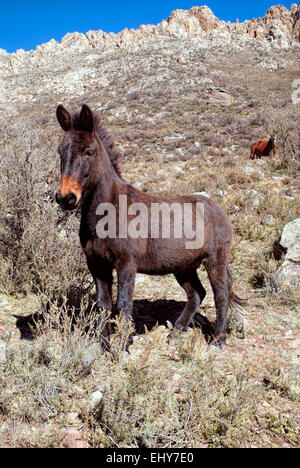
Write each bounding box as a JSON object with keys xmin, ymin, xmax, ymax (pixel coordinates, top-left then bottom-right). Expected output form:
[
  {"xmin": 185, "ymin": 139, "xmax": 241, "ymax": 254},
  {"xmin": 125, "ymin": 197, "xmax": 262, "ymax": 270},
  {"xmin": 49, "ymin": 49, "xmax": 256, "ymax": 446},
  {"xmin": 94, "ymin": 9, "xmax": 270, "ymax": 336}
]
[
  {"xmin": 56, "ymin": 192, "xmax": 77, "ymax": 209},
  {"xmin": 67, "ymin": 193, "xmax": 77, "ymax": 205}
]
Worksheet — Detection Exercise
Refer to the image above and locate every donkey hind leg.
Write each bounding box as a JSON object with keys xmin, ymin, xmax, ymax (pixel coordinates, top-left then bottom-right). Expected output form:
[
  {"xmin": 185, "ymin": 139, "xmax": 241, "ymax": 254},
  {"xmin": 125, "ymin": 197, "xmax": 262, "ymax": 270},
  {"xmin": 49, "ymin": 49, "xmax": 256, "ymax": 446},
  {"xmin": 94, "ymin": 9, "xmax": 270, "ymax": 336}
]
[
  {"xmin": 174, "ymin": 270, "xmax": 206, "ymax": 331},
  {"xmin": 204, "ymin": 261, "xmax": 230, "ymax": 347}
]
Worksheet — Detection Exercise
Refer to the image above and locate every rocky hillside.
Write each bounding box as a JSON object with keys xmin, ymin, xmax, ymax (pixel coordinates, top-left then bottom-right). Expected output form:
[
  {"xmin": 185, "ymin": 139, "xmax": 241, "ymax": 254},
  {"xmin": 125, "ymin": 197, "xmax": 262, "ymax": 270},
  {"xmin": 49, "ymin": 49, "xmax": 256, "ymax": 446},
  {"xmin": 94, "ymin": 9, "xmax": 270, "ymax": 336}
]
[
  {"xmin": 0, "ymin": 4, "xmax": 299, "ymax": 448},
  {"xmin": 1, "ymin": 3, "xmax": 300, "ymax": 113}
]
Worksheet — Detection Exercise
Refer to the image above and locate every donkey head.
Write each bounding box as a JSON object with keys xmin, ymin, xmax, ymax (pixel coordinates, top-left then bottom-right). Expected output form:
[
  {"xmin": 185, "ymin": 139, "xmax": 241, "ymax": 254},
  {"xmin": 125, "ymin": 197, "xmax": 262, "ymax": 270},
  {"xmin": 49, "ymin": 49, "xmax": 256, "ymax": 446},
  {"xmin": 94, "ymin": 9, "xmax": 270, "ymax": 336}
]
[{"xmin": 56, "ymin": 104, "xmax": 101, "ymax": 211}]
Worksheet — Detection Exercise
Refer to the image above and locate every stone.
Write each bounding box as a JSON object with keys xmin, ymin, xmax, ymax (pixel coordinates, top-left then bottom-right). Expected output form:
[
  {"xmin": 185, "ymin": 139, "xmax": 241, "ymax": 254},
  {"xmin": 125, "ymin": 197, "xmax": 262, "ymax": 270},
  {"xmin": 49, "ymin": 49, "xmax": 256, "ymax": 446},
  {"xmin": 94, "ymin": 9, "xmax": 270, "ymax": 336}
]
[
  {"xmin": 173, "ymin": 166, "xmax": 184, "ymax": 175},
  {"xmin": 0, "ymin": 340, "xmax": 6, "ymax": 364},
  {"xmin": 247, "ymin": 189, "xmax": 262, "ymax": 207},
  {"xmin": 177, "ymin": 56, "xmax": 187, "ymax": 65},
  {"xmin": 67, "ymin": 412, "xmax": 79, "ymax": 423},
  {"xmin": 280, "ymin": 219, "xmax": 300, "ymax": 252},
  {"xmin": 193, "ymin": 192, "xmax": 210, "ymax": 198},
  {"xmin": 256, "ymin": 56, "xmax": 286, "ymax": 71},
  {"xmin": 208, "ymin": 88, "xmax": 234, "ymax": 107},
  {"xmin": 59, "ymin": 428, "xmax": 88, "ymax": 449},
  {"xmin": 242, "ymin": 167, "xmax": 265, "ymax": 179},
  {"xmin": 135, "ymin": 274, "xmax": 146, "ymax": 284},
  {"xmin": 165, "ymin": 154, "xmax": 177, "ymax": 162},
  {"xmin": 216, "ymin": 189, "xmax": 227, "ymax": 197},
  {"xmin": 273, "ymin": 219, "xmax": 300, "ymax": 291},
  {"xmin": 264, "ymin": 215, "xmax": 275, "ymax": 225},
  {"xmin": 90, "ymin": 390, "xmax": 103, "ymax": 408}
]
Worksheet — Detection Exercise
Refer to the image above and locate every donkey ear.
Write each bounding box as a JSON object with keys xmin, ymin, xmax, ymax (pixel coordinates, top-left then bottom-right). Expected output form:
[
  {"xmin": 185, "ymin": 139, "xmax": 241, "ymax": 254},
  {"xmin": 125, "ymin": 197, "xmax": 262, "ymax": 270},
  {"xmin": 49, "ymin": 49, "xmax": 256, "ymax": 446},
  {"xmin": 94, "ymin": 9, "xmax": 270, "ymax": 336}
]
[
  {"xmin": 79, "ymin": 104, "xmax": 94, "ymax": 133},
  {"xmin": 56, "ymin": 105, "xmax": 73, "ymax": 132}
]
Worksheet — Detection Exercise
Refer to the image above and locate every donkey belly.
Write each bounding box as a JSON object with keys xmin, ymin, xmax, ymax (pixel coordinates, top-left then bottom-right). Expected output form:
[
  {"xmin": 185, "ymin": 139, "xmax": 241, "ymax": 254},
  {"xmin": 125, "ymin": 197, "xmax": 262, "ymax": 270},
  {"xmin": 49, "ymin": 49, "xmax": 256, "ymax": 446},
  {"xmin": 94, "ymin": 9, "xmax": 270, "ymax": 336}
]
[{"xmin": 137, "ymin": 239, "xmax": 205, "ymax": 275}]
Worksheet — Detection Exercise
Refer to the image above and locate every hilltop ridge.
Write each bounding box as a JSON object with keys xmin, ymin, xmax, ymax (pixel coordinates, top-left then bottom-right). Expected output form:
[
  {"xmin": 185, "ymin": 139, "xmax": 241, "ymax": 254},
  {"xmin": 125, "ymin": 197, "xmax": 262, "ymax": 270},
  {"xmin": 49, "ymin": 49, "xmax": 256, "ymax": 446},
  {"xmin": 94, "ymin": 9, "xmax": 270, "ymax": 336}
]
[
  {"xmin": 1, "ymin": 3, "xmax": 300, "ymax": 114},
  {"xmin": 1, "ymin": 3, "xmax": 300, "ymax": 72}
]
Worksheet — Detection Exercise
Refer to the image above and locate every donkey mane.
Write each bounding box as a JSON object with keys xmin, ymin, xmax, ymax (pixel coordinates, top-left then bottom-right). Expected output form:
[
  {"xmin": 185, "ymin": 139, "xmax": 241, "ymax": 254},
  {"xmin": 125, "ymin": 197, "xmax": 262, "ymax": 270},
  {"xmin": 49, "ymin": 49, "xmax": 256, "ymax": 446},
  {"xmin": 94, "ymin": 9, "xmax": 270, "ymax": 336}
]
[{"xmin": 72, "ymin": 111, "xmax": 122, "ymax": 177}]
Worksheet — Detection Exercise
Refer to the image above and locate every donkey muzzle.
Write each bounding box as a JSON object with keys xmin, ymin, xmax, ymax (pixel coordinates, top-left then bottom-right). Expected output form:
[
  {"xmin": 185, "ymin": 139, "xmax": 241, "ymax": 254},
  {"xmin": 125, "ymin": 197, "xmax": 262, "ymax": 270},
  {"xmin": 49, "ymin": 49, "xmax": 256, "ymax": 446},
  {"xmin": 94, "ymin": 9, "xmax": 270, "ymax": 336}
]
[
  {"xmin": 56, "ymin": 192, "xmax": 78, "ymax": 211},
  {"xmin": 56, "ymin": 176, "xmax": 82, "ymax": 210}
]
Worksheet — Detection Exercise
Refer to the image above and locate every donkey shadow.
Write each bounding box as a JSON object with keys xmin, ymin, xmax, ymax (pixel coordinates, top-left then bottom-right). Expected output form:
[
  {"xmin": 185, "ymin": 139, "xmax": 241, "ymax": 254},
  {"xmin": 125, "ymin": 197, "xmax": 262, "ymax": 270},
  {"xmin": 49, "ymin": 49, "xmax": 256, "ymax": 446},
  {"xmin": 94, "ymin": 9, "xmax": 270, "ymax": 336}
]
[{"xmin": 14, "ymin": 298, "xmax": 215, "ymax": 343}]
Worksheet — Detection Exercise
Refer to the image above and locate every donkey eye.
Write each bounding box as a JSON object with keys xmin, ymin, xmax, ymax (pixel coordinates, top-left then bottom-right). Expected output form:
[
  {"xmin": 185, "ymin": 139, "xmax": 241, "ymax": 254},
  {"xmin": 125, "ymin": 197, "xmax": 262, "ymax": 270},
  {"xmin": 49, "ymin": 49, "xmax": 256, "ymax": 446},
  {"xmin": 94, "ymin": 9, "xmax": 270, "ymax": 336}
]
[{"xmin": 83, "ymin": 149, "xmax": 94, "ymax": 156}]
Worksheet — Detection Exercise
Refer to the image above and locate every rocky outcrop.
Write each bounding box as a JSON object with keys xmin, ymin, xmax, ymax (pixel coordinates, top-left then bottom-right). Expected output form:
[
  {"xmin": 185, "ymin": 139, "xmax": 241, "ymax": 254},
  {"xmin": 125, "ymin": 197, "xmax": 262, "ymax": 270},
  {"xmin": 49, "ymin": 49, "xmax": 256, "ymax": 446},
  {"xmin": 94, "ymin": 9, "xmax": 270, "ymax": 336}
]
[
  {"xmin": 0, "ymin": 3, "xmax": 300, "ymax": 114},
  {"xmin": 274, "ymin": 219, "xmax": 300, "ymax": 292}
]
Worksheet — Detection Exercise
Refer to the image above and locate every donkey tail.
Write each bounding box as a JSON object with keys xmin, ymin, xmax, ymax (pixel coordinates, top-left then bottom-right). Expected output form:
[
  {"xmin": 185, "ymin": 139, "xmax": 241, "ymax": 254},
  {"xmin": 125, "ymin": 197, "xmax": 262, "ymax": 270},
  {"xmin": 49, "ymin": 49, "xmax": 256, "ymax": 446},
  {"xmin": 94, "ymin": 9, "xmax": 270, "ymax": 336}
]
[{"xmin": 227, "ymin": 265, "xmax": 248, "ymax": 325}]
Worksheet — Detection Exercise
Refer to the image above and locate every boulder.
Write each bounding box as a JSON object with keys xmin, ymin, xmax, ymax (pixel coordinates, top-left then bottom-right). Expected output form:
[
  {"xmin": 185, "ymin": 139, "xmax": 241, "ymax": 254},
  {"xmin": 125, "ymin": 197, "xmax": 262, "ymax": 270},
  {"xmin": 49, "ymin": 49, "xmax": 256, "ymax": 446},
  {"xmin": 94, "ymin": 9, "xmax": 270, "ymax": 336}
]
[
  {"xmin": 208, "ymin": 88, "xmax": 234, "ymax": 107},
  {"xmin": 0, "ymin": 340, "xmax": 6, "ymax": 364},
  {"xmin": 273, "ymin": 219, "xmax": 300, "ymax": 292}
]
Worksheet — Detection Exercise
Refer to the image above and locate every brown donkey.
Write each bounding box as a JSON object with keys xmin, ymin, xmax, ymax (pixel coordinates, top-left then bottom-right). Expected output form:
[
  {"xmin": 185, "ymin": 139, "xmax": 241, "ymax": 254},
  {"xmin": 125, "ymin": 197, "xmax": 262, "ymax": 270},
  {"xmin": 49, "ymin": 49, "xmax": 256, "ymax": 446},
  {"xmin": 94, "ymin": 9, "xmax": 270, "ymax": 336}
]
[
  {"xmin": 55, "ymin": 104, "xmax": 245, "ymax": 348},
  {"xmin": 250, "ymin": 137, "xmax": 277, "ymax": 160}
]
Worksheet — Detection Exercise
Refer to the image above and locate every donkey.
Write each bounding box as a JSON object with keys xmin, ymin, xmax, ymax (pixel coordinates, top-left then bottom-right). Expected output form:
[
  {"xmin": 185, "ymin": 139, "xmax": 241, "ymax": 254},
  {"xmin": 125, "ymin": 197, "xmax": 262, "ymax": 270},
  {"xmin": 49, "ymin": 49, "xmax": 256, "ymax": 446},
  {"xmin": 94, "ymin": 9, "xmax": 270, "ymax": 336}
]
[
  {"xmin": 55, "ymin": 104, "xmax": 245, "ymax": 348},
  {"xmin": 250, "ymin": 137, "xmax": 277, "ymax": 160}
]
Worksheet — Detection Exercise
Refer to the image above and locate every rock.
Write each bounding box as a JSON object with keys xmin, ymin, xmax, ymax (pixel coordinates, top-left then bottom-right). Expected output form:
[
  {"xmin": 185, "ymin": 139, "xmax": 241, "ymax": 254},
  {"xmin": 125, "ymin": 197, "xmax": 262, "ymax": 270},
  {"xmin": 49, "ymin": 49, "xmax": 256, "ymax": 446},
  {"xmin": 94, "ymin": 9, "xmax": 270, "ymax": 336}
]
[
  {"xmin": 272, "ymin": 176, "xmax": 283, "ymax": 183},
  {"xmin": 173, "ymin": 166, "xmax": 184, "ymax": 175},
  {"xmin": 216, "ymin": 189, "xmax": 227, "ymax": 197},
  {"xmin": 289, "ymin": 338, "xmax": 300, "ymax": 350},
  {"xmin": 256, "ymin": 56, "xmax": 286, "ymax": 71},
  {"xmin": 280, "ymin": 219, "xmax": 300, "ymax": 253},
  {"xmin": 246, "ymin": 189, "xmax": 262, "ymax": 207},
  {"xmin": 90, "ymin": 390, "xmax": 103, "ymax": 408},
  {"xmin": 59, "ymin": 428, "xmax": 88, "ymax": 449},
  {"xmin": 67, "ymin": 412, "xmax": 80, "ymax": 423},
  {"xmin": 193, "ymin": 192, "xmax": 210, "ymax": 198},
  {"xmin": 242, "ymin": 166, "xmax": 265, "ymax": 179},
  {"xmin": 135, "ymin": 274, "xmax": 146, "ymax": 284},
  {"xmin": 177, "ymin": 56, "xmax": 187, "ymax": 65},
  {"xmin": 172, "ymin": 373, "xmax": 182, "ymax": 382},
  {"xmin": 164, "ymin": 154, "xmax": 177, "ymax": 162},
  {"xmin": 273, "ymin": 219, "xmax": 300, "ymax": 291},
  {"xmin": 0, "ymin": 340, "xmax": 6, "ymax": 364},
  {"xmin": 208, "ymin": 88, "xmax": 234, "ymax": 107},
  {"xmin": 164, "ymin": 135, "xmax": 185, "ymax": 143},
  {"xmin": 264, "ymin": 215, "xmax": 275, "ymax": 225}
]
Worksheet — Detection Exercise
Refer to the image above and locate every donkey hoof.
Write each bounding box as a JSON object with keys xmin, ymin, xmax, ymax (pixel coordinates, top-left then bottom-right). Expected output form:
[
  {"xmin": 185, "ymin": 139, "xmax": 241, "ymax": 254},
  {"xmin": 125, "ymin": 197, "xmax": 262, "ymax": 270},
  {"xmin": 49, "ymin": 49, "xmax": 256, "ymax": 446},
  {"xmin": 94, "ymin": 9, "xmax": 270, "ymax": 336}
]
[
  {"xmin": 167, "ymin": 329, "xmax": 181, "ymax": 344},
  {"xmin": 100, "ymin": 337, "xmax": 111, "ymax": 353},
  {"xmin": 125, "ymin": 333, "xmax": 135, "ymax": 353},
  {"xmin": 209, "ymin": 333, "xmax": 225, "ymax": 349},
  {"xmin": 174, "ymin": 321, "xmax": 188, "ymax": 332}
]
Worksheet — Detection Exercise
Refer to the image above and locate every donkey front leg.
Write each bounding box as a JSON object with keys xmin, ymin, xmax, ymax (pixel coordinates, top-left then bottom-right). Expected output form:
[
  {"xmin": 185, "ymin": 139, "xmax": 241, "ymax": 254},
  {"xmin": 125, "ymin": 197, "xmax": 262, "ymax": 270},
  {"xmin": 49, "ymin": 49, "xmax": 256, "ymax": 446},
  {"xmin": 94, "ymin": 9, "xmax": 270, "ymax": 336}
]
[
  {"xmin": 116, "ymin": 256, "xmax": 137, "ymax": 350},
  {"xmin": 87, "ymin": 258, "xmax": 113, "ymax": 347}
]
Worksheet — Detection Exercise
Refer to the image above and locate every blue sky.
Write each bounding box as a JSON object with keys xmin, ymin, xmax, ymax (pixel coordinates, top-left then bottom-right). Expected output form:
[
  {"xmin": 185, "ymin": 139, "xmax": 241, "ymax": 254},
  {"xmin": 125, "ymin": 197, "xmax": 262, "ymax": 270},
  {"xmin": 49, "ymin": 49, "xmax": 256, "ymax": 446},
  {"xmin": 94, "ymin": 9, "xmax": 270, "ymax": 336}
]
[{"xmin": 0, "ymin": 1, "xmax": 295, "ymax": 52}]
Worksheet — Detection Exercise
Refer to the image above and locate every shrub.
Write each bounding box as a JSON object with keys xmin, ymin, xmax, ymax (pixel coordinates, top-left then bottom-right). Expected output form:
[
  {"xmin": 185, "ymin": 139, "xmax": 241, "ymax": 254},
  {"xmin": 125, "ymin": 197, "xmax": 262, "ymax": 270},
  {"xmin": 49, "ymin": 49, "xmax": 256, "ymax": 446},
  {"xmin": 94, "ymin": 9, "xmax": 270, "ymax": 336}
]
[{"xmin": 0, "ymin": 124, "xmax": 88, "ymax": 296}]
